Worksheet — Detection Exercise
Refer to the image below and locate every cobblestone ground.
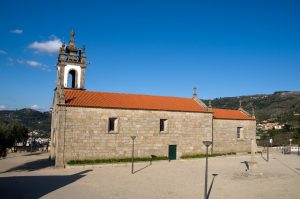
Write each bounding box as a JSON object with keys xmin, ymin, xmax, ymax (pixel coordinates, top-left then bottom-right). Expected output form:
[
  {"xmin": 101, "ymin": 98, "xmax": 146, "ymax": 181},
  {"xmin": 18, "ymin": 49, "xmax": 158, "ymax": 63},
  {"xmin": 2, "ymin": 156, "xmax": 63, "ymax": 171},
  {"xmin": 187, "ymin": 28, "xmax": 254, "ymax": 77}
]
[{"xmin": 0, "ymin": 151, "xmax": 299, "ymax": 199}]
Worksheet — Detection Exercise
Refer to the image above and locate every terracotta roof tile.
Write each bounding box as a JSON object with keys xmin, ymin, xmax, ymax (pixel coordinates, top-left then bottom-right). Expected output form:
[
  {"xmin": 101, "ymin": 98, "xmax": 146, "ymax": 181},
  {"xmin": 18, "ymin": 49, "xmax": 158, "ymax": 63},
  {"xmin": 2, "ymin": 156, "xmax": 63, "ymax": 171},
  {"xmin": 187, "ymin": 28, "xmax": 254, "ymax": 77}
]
[
  {"xmin": 64, "ymin": 90, "xmax": 207, "ymax": 113},
  {"xmin": 212, "ymin": 108, "xmax": 255, "ymax": 120}
]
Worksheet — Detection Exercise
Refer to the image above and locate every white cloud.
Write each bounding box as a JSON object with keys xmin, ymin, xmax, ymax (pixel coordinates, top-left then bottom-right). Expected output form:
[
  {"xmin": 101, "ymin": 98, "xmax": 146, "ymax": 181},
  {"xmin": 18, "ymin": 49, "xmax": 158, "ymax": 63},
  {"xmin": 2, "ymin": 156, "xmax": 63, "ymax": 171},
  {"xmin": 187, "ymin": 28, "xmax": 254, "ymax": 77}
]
[
  {"xmin": 25, "ymin": 60, "xmax": 51, "ymax": 72},
  {"xmin": 30, "ymin": 105, "xmax": 39, "ymax": 110},
  {"xmin": 16, "ymin": 59, "xmax": 51, "ymax": 72},
  {"xmin": 0, "ymin": 105, "xmax": 7, "ymax": 110},
  {"xmin": 30, "ymin": 105, "xmax": 47, "ymax": 111},
  {"xmin": 26, "ymin": 60, "xmax": 42, "ymax": 67},
  {"xmin": 10, "ymin": 29, "xmax": 23, "ymax": 34},
  {"xmin": 28, "ymin": 37, "xmax": 62, "ymax": 54},
  {"xmin": 0, "ymin": 49, "xmax": 7, "ymax": 55}
]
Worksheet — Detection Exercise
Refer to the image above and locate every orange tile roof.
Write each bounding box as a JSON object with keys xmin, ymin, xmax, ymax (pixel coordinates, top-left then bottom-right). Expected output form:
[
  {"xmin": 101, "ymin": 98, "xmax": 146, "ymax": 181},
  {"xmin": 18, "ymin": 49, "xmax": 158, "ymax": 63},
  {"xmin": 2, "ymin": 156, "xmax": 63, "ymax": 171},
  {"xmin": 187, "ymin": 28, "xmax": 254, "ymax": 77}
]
[
  {"xmin": 64, "ymin": 90, "xmax": 207, "ymax": 113},
  {"xmin": 212, "ymin": 108, "xmax": 255, "ymax": 120}
]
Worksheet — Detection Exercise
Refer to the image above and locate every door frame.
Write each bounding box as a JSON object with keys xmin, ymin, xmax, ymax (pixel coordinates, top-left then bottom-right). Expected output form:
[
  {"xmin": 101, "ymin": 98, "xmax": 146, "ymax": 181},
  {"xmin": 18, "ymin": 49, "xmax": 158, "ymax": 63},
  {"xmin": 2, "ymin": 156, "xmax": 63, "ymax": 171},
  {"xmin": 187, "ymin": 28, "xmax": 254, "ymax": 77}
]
[{"xmin": 168, "ymin": 145, "xmax": 177, "ymax": 160}]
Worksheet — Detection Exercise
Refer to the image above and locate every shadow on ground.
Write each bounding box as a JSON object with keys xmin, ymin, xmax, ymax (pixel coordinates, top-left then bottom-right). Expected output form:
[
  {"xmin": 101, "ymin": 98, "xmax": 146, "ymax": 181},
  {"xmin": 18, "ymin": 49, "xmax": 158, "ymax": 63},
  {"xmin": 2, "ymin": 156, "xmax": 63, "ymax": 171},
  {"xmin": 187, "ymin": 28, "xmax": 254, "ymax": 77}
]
[
  {"xmin": 133, "ymin": 162, "xmax": 151, "ymax": 174},
  {"xmin": 24, "ymin": 152, "xmax": 45, "ymax": 156},
  {"xmin": 0, "ymin": 170, "xmax": 92, "ymax": 198},
  {"xmin": 0, "ymin": 152, "xmax": 43, "ymax": 160},
  {"xmin": 207, "ymin": 174, "xmax": 218, "ymax": 199},
  {"xmin": 273, "ymin": 157, "xmax": 300, "ymax": 175},
  {"xmin": 1, "ymin": 158, "xmax": 55, "ymax": 173},
  {"xmin": 260, "ymin": 152, "xmax": 268, "ymax": 162}
]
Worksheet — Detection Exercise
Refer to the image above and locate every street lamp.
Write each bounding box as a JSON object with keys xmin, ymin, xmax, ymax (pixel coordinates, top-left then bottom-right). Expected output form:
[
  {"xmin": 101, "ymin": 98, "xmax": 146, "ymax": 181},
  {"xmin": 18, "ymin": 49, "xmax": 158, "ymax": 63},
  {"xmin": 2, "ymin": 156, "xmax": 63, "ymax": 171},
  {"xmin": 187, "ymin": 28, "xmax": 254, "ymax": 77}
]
[
  {"xmin": 203, "ymin": 140, "xmax": 212, "ymax": 199},
  {"xmin": 131, "ymin": 136, "xmax": 136, "ymax": 174}
]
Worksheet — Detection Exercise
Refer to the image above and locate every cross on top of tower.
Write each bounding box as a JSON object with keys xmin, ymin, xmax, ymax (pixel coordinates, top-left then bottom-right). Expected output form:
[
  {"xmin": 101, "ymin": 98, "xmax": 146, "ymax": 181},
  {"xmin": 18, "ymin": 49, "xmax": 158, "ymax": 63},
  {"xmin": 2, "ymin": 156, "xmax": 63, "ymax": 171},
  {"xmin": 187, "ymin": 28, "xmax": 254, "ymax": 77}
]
[
  {"xmin": 66, "ymin": 29, "xmax": 78, "ymax": 54},
  {"xmin": 193, "ymin": 86, "xmax": 197, "ymax": 97},
  {"xmin": 70, "ymin": 29, "xmax": 75, "ymax": 38}
]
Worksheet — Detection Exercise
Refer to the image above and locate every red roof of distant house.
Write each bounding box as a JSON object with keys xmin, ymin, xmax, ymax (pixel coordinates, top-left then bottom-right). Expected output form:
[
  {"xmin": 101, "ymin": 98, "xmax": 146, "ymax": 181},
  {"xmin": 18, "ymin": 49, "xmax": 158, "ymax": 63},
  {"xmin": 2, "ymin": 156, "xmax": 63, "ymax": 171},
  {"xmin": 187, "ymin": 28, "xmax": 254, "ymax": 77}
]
[
  {"xmin": 212, "ymin": 108, "xmax": 255, "ymax": 120},
  {"xmin": 64, "ymin": 90, "xmax": 207, "ymax": 113}
]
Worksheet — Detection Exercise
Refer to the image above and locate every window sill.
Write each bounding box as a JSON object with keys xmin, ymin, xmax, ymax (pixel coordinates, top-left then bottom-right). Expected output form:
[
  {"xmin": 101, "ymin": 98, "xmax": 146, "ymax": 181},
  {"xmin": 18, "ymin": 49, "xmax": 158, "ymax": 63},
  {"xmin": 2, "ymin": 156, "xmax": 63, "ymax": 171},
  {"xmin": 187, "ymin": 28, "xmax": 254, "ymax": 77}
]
[
  {"xmin": 160, "ymin": 131, "xmax": 168, "ymax": 134},
  {"xmin": 108, "ymin": 131, "xmax": 119, "ymax": 134}
]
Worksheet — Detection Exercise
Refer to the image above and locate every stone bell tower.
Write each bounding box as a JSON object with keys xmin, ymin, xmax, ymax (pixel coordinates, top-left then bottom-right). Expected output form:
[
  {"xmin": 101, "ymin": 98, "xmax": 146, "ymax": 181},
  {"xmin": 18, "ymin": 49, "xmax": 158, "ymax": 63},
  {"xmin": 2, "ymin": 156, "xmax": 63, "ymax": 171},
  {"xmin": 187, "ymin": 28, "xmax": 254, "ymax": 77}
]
[
  {"xmin": 50, "ymin": 30, "xmax": 87, "ymax": 166},
  {"xmin": 56, "ymin": 30, "xmax": 87, "ymax": 90}
]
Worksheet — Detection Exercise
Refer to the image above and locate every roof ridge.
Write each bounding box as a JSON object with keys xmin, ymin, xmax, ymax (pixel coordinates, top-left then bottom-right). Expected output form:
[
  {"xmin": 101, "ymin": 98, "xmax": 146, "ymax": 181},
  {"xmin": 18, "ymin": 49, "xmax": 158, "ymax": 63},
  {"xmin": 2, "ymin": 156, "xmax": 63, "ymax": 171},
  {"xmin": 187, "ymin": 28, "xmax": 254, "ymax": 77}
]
[
  {"xmin": 212, "ymin": 108, "xmax": 238, "ymax": 111},
  {"xmin": 66, "ymin": 89, "xmax": 194, "ymax": 100}
]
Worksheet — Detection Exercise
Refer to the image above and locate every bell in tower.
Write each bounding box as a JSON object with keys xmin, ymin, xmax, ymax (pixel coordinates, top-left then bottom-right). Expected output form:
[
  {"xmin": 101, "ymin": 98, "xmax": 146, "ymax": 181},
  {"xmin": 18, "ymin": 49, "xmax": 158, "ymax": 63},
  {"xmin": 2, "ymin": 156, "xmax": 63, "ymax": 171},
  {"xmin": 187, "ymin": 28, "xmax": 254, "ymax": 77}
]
[{"xmin": 56, "ymin": 30, "xmax": 87, "ymax": 90}]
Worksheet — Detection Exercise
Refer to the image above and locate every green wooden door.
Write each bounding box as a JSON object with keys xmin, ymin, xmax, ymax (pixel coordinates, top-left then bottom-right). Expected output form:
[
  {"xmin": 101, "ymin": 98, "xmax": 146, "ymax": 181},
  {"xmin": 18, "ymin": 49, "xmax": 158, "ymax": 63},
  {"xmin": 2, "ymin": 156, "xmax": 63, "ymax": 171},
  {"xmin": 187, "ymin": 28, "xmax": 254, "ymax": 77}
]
[{"xmin": 168, "ymin": 145, "xmax": 177, "ymax": 160}]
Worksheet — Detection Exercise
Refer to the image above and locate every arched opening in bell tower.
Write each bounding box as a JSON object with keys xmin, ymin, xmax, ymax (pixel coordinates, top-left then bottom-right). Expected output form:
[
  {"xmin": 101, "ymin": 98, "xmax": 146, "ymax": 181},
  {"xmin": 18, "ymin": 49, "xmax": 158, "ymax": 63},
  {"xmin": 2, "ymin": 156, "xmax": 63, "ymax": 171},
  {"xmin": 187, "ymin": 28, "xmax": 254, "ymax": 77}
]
[{"xmin": 67, "ymin": 70, "xmax": 77, "ymax": 88}]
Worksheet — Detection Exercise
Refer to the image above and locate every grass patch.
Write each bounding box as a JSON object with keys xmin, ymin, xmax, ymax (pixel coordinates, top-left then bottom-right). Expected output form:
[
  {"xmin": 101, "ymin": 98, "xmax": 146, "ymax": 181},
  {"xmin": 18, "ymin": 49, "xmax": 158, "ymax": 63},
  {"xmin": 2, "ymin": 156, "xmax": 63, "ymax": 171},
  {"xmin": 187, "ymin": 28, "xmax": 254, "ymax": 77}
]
[
  {"xmin": 67, "ymin": 156, "xmax": 168, "ymax": 165},
  {"xmin": 181, "ymin": 152, "xmax": 236, "ymax": 159}
]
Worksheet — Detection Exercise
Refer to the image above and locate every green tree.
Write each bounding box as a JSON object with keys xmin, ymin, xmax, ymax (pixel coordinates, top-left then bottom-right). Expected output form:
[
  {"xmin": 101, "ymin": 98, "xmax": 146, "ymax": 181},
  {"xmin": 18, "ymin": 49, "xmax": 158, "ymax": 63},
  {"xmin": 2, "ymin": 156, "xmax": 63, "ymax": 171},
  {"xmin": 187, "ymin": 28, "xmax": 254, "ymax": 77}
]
[{"xmin": 0, "ymin": 123, "xmax": 28, "ymax": 157}]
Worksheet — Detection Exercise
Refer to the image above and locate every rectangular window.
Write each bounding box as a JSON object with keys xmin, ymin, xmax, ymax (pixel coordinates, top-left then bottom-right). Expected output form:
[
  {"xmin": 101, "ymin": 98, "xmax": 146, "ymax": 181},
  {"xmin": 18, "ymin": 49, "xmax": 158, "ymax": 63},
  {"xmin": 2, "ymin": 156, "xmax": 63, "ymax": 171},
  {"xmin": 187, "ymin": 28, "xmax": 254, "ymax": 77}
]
[
  {"xmin": 108, "ymin": 118, "xmax": 118, "ymax": 133},
  {"xmin": 160, "ymin": 119, "xmax": 168, "ymax": 132},
  {"xmin": 237, "ymin": 127, "xmax": 243, "ymax": 139}
]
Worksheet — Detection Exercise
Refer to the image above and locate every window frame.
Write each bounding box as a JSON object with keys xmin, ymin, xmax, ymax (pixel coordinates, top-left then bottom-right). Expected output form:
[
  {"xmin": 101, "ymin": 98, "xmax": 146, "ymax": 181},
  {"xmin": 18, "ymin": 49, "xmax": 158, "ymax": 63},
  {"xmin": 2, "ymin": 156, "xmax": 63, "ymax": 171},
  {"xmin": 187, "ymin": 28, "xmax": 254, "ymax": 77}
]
[
  {"xmin": 108, "ymin": 117, "xmax": 119, "ymax": 133},
  {"xmin": 237, "ymin": 127, "xmax": 244, "ymax": 140},
  {"xmin": 159, "ymin": 119, "xmax": 168, "ymax": 133}
]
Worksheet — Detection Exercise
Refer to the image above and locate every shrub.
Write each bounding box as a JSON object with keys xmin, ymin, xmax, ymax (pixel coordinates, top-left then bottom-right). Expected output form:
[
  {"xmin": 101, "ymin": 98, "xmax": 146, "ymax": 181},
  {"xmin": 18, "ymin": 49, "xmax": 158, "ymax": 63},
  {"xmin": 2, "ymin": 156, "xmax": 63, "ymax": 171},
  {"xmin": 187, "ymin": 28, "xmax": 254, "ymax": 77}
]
[
  {"xmin": 67, "ymin": 156, "xmax": 168, "ymax": 165},
  {"xmin": 181, "ymin": 152, "xmax": 236, "ymax": 159}
]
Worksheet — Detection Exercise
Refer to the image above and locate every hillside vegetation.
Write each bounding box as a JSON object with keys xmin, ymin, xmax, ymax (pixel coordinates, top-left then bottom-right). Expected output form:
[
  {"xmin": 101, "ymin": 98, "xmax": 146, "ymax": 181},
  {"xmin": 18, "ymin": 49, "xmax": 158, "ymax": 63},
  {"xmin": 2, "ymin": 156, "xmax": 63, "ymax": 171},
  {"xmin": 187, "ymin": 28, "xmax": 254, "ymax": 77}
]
[
  {"xmin": 204, "ymin": 91, "xmax": 300, "ymax": 124},
  {"xmin": 0, "ymin": 109, "xmax": 51, "ymax": 137},
  {"xmin": 204, "ymin": 91, "xmax": 300, "ymax": 146}
]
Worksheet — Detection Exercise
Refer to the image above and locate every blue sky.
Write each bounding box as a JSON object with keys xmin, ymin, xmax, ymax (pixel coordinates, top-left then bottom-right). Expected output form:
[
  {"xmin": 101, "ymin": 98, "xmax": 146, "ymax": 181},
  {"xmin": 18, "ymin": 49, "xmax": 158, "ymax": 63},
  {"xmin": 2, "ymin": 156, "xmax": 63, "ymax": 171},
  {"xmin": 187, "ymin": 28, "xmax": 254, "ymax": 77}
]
[{"xmin": 0, "ymin": 0, "xmax": 299, "ymax": 111}]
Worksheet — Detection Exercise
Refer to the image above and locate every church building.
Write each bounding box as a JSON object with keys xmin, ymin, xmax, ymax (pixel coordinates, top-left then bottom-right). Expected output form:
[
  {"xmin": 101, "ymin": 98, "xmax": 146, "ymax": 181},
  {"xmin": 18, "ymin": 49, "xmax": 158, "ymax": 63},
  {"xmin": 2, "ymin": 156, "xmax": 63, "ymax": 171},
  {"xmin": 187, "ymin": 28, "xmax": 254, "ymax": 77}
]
[{"xmin": 50, "ymin": 32, "xmax": 256, "ymax": 167}]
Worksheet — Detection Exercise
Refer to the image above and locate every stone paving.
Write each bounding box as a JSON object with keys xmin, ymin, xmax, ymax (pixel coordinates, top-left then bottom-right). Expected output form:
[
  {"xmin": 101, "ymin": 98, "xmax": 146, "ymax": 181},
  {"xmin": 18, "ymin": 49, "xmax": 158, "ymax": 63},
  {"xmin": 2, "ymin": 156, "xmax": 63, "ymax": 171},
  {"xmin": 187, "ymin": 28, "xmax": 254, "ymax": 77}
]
[{"xmin": 0, "ymin": 152, "xmax": 299, "ymax": 199}]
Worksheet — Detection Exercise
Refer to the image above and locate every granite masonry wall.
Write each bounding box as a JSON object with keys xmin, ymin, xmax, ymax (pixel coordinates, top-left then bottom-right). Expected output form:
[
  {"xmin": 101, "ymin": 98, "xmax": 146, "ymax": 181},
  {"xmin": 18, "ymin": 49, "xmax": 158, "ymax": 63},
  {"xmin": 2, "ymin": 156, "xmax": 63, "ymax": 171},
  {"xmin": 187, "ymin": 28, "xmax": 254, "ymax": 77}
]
[
  {"xmin": 212, "ymin": 119, "xmax": 256, "ymax": 153},
  {"xmin": 58, "ymin": 106, "xmax": 213, "ymax": 164}
]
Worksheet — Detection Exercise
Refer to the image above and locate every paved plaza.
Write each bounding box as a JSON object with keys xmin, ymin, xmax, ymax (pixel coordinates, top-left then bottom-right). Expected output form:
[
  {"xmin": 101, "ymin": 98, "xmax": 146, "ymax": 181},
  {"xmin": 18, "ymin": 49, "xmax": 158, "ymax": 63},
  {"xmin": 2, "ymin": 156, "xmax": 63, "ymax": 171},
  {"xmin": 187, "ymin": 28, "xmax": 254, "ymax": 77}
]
[{"xmin": 0, "ymin": 151, "xmax": 299, "ymax": 199}]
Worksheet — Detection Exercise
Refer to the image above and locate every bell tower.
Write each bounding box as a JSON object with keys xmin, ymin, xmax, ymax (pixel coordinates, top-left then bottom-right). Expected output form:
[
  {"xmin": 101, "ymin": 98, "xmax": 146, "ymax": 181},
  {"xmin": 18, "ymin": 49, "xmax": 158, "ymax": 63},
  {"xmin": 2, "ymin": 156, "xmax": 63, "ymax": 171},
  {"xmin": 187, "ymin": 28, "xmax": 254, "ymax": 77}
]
[{"xmin": 56, "ymin": 30, "xmax": 87, "ymax": 90}]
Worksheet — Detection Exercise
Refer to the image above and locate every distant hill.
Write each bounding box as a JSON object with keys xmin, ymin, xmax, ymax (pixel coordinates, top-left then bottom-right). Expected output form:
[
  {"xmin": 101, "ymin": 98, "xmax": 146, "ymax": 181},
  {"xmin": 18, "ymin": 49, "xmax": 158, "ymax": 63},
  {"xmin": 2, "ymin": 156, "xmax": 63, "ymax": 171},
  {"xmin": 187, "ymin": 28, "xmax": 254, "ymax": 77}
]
[
  {"xmin": 204, "ymin": 91, "xmax": 300, "ymax": 124},
  {"xmin": 0, "ymin": 108, "xmax": 51, "ymax": 137}
]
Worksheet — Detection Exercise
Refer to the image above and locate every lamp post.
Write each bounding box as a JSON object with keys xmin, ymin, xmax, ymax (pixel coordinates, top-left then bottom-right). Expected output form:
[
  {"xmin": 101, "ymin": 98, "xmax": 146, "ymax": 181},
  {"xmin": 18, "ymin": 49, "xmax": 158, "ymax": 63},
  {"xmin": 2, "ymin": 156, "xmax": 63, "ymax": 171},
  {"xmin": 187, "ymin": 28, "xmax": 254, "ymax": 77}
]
[
  {"xmin": 266, "ymin": 134, "xmax": 269, "ymax": 162},
  {"xmin": 30, "ymin": 132, "xmax": 33, "ymax": 153},
  {"xmin": 289, "ymin": 139, "xmax": 292, "ymax": 154},
  {"xmin": 203, "ymin": 140, "xmax": 212, "ymax": 199},
  {"xmin": 131, "ymin": 136, "xmax": 136, "ymax": 174}
]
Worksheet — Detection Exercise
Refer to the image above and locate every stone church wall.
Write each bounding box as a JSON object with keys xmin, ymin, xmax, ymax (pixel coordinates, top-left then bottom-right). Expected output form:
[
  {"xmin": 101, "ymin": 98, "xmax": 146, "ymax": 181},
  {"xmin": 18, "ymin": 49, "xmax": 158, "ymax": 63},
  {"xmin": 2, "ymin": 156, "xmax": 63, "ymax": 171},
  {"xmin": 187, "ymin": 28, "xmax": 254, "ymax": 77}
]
[
  {"xmin": 212, "ymin": 119, "xmax": 256, "ymax": 153},
  {"xmin": 62, "ymin": 106, "xmax": 213, "ymax": 162}
]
